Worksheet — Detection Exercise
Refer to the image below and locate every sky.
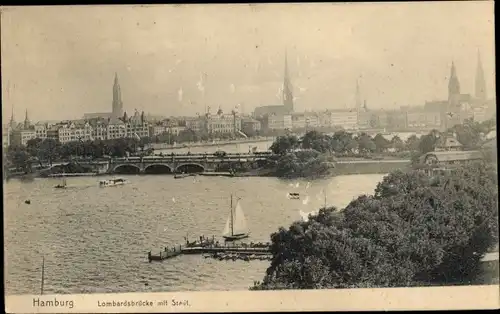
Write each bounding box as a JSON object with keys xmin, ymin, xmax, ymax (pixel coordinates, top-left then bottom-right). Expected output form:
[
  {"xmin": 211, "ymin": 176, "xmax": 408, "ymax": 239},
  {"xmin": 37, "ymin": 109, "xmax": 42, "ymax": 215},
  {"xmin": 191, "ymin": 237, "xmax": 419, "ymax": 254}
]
[{"xmin": 1, "ymin": 2, "xmax": 496, "ymax": 122}]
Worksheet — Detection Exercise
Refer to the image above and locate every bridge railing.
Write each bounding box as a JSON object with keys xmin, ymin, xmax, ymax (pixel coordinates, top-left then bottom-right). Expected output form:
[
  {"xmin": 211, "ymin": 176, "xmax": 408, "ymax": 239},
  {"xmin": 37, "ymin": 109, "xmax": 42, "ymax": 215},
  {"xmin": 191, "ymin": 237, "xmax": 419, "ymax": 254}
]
[
  {"xmin": 109, "ymin": 155, "xmax": 270, "ymax": 163},
  {"xmin": 25, "ymin": 152, "xmax": 275, "ymax": 166}
]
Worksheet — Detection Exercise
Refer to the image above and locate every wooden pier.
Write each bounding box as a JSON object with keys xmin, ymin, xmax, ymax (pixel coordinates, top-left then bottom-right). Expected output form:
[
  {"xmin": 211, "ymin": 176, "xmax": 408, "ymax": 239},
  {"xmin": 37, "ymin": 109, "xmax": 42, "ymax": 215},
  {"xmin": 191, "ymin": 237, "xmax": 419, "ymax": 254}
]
[{"xmin": 148, "ymin": 243, "xmax": 272, "ymax": 262}]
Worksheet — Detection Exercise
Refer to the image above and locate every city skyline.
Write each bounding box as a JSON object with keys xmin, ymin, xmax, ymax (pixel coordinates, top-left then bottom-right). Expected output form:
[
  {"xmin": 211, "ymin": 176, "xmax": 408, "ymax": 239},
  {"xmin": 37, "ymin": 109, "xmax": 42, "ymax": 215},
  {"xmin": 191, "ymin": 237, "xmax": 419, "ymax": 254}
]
[{"xmin": 1, "ymin": 2, "xmax": 496, "ymax": 122}]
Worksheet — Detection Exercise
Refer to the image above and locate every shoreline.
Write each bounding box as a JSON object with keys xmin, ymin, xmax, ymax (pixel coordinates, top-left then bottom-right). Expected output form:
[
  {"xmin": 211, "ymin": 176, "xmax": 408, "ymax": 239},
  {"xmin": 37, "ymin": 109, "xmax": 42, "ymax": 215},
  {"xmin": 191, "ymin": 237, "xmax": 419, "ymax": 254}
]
[
  {"xmin": 6, "ymin": 158, "xmax": 411, "ymax": 180},
  {"xmin": 148, "ymin": 137, "xmax": 274, "ymax": 150}
]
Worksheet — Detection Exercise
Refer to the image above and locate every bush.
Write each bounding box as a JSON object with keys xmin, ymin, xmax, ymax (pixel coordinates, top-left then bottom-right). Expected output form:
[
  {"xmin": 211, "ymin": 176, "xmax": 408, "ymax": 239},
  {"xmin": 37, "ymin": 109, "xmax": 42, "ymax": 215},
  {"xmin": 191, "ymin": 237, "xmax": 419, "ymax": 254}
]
[{"xmin": 253, "ymin": 162, "xmax": 498, "ymax": 289}]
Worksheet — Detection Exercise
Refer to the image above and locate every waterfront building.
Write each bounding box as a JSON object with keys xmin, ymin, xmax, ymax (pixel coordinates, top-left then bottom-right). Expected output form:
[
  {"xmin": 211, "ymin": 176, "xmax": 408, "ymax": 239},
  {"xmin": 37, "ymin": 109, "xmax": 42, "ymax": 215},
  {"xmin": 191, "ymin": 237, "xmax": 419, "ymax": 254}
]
[
  {"xmin": 10, "ymin": 128, "xmax": 36, "ymax": 146},
  {"xmin": 57, "ymin": 121, "xmax": 93, "ymax": 144},
  {"xmin": 241, "ymin": 118, "xmax": 261, "ymax": 136},
  {"xmin": 357, "ymin": 109, "xmax": 372, "ymax": 129},
  {"xmin": 184, "ymin": 117, "xmax": 204, "ymax": 133},
  {"xmin": 88, "ymin": 118, "xmax": 108, "ymax": 141},
  {"xmin": 291, "ymin": 113, "xmax": 306, "ymax": 130},
  {"xmin": 46, "ymin": 125, "xmax": 61, "ymax": 142},
  {"xmin": 169, "ymin": 126, "xmax": 186, "ymax": 136},
  {"xmin": 149, "ymin": 124, "xmax": 167, "ymax": 137},
  {"xmin": 106, "ymin": 117, "xmax": 126, "ymax": 140},
  {"xmin": 318, "ymin": 111, "xmax": 332, "ymax": 128},
  {"xmin": 329, "ymin": 109, "xmax": 358, "ymax": 130},
  {"xmin": 267, "ymin": 114, "xmax": 292, "ymax": 131},
  {"xmin": 125, "ymin": 110, "xmax": 149, "ymax": 138},
  {"xmin": 34, "ymin": 122, "xmax": 47, "ymax": 140},
  {"xmin": 304, "ymin": 112, "xmax": 320, "ymax": 129},
  {"xmin": 205, "ymin": 109, "xmax": 242, "ymax": 135},
  {"xmin": 3, "ymin": 125, "xmax": 10, "ymax": 149},
  {"xmin": 405, "ymin": 107, "xmax": 441, "ymax": 130},
  {"xmin": 386, "ymin": 110, "xmax": 408, "ymax": 130}
]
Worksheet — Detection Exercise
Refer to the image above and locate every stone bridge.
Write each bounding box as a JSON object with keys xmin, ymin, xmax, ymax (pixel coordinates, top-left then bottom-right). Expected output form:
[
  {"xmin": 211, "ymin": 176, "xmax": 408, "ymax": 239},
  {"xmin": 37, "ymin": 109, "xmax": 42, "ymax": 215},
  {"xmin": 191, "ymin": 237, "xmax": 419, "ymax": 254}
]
[{"xmin": 106, "ymin": 153, "xmax": 272, "ymax": 174}]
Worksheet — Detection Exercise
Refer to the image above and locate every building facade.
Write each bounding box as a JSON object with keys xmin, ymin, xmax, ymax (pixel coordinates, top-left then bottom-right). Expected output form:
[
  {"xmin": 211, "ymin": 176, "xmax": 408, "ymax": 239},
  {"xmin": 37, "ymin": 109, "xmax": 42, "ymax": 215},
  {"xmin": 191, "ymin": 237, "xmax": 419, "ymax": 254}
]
[
  {"xmin": 241, "ymin": 118, "xmax": 261, "ymax": 135},
  {"xmin": 330, "ymin": 110, "xmax": 358, "ymax": 130},
  {"xmin": 57, "ymin": 121, "xmax": 94, "ymax": 144},
  {"xmin": 3, "ymin": 125, "xmax": 10, "ymax": 149},
  {"xmin": 267, "ymin": 114, "xmax": 292, "ymax": 131},
  {"xmin": 205, "ymin": 112, "xmax": 242, "ymax": 135},
  {"xmin": 11, "ymin": 128, "xmax": 37, "ymax": 146},
  {"xmin": 125, "ymin": 111, "xmax": 149, "ymax": 138}
]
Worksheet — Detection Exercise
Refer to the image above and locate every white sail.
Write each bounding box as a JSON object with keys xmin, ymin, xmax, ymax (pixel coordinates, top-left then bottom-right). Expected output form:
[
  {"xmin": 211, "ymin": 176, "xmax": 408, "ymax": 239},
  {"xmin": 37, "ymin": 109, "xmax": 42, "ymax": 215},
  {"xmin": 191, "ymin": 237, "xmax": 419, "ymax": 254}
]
[
  {"xmin": 222, "ymin": 216, "xmax": 231, "ymax": 236},
  {"xmin": 232, "ymin": 201, "xmax": 248, "ymax": 235}
]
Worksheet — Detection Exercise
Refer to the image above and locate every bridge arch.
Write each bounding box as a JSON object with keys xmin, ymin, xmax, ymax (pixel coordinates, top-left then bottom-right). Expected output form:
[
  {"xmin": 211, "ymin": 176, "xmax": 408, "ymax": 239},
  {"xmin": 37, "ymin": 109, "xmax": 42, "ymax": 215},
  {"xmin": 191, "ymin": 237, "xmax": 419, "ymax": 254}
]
[
  {"xmin": 113, "ymin": 164, "xmax": 141, "ymax": 174},
  {"xmin": 144, "ymin": 164, "xmax": 173, "ymax": 174},
  {"xmin": 175, "ymin": 163, "xmax": 205, "ymax": 173}
]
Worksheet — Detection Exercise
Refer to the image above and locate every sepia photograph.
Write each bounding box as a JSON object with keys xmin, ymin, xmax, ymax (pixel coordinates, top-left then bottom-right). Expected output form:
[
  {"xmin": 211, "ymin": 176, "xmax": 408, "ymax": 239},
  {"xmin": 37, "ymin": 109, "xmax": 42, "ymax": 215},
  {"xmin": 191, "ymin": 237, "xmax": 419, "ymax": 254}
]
[{"xmin": 2, "ymin": 2, "xmax": 498, "ymax": 312}]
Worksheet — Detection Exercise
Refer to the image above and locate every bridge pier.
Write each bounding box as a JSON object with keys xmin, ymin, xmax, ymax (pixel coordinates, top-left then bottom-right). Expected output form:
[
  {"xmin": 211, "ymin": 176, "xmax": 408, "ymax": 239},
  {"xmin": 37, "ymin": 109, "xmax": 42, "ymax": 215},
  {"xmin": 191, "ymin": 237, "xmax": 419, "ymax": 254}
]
[{"xmin": 106, "ymin": 153, "xmax": 272, "ymax": 175}]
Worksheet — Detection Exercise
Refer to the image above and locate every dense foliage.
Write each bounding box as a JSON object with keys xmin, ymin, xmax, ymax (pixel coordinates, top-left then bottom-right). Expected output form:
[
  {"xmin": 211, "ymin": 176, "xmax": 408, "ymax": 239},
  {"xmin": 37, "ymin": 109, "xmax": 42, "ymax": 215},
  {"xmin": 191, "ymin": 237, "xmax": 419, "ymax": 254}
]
[
  {"xmin": 266, "ymin": 118, "xmax": 496, "ymax": 178},
  {"xmin": 6, "ymin": 137, "xmax": 151, "ymax": 171},
  {"xmin": 252, "ymin": 162, "xmax": 498, "ymax": 289}
]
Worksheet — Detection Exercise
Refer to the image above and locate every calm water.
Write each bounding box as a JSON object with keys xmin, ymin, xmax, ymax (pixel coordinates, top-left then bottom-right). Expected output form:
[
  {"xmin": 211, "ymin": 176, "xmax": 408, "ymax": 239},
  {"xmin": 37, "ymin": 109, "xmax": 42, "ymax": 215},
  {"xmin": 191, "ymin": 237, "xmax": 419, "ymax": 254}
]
[
  {"xmin": 156, "ymin": 132, "xmax": 418, "ymax": 155},
  {"xmin": 4, "ymin": 173, "xmax": 386, "ymax": 295}
]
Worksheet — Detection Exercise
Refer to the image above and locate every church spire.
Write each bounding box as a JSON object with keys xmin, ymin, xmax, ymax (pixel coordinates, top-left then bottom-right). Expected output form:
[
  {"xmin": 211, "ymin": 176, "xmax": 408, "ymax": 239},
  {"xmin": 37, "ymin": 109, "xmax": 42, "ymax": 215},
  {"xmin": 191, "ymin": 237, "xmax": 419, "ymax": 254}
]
[
  {"xmin": 283, "ymin": 49, "xmax": 294, "ymax": 112},
  {"xmin": 23, "ymin": 109, "xmax": 30, "ymax": 129},
  {"xmin": 448, "ymin": 61, "xmax": 460, "ymax": 102},
  {"xmin": 112, "ymin": 72, "xmax": 123, "ymax": 119},
  {"xmin": 475, "ymin": 49, "xmax": 487, "ymax": 101},
  {"xmin": 355, "ymin": 78, "xmax": 362, "ymax": 111},
  {"xmin": 9, "ymin": 105, "xmax": 15, "ymax": 128}
]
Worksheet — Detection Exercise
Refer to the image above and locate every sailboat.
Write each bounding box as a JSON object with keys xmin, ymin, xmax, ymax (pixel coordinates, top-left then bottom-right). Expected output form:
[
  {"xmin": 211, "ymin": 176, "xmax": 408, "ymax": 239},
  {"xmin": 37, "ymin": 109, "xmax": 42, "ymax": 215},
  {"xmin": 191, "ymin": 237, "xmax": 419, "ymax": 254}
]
[
  {"xmin": 222, "ymin": 195, "xmax": 250, "ymax": 241},
  {"xmin": 54, "ymin": 177, "xmax": 67, "ymax": 189}
]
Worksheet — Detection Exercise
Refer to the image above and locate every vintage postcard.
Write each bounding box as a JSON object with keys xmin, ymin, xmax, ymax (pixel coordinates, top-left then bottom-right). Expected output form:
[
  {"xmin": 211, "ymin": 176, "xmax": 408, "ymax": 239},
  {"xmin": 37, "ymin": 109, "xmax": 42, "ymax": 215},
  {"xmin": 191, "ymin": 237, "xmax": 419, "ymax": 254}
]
[{"xmin": 2, "ymin": 2, "xmax": 498, "ymax": 313}]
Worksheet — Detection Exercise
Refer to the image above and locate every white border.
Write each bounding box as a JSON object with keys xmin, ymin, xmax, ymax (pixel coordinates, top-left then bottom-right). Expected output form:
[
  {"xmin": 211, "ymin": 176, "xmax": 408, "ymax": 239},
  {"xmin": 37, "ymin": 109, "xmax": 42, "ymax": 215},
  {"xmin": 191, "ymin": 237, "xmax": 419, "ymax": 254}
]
[{"xmin": 5, "ymin": 286, "xmax": 500, "ymax": 313}]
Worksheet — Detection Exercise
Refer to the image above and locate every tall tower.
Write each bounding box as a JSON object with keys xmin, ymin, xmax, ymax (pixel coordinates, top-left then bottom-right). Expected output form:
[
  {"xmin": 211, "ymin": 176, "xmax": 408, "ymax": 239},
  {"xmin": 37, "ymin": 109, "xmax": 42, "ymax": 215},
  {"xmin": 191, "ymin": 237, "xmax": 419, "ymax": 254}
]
[
  {"xmin": 9, "ymin": 105, "xmax": 16, "ymax": 129},
  {"xmin": 355, "ymin": 79, "xmax": 362, "ymax": 112},
  {"xmin": 475, "ymin": 50, "xmax": 487, "ymax": 101},
  {"xmin": 282, "ymin": 50, "xmax": 294, "ymax": 112},
  {"xmin": 112, "ymin": 72, "xmax": 123, "ymax": 119},
  {"xmin": 448, "ymin": 61, "xmax": 461, "ymax": 104},
  {"xmin": 23, "ymin": 109, "xmax": 30, "ymax": 129}
]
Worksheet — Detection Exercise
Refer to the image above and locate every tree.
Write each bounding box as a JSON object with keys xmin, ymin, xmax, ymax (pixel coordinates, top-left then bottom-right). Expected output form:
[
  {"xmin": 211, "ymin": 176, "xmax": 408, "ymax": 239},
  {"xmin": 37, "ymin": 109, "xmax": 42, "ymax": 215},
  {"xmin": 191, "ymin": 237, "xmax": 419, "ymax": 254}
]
[
  {"xmin": 357, "ymin": 133, "xmax": 376, "ymax": 154},
  {"xmin": 448, "ymin": 121, "xmax": 482, "ymax": 150},
  {"xmin": 373, "ymin": 134, "xmax": 390, "ymax": 153},
  {"xmin": 330, "ymin": 131, "xmax": 355, "ymax": 154},
  {"xmin": 390, "ymin": 135, "xmax": 406, "ymax": 152},
  {"xmin": 7, "ymin": 145, "xmax": 30, "ymax": 172},
  {"xmin": 418, "ymin": 132, "xmax": 440, "ymax": 154},
  {"xmin": 405, "ymin": 135, "xmax": 420, "ymax": 152},
  {"xmin": 270, "ymin": 135, "xmax": 300, "ymax": 155},
  {"xmin": 253, "ymin": 162, "xmax": 498, "ymax": 289},
  {"xmin": 301, "ymin": 131, "xmax": 331, "ymax": 153}
]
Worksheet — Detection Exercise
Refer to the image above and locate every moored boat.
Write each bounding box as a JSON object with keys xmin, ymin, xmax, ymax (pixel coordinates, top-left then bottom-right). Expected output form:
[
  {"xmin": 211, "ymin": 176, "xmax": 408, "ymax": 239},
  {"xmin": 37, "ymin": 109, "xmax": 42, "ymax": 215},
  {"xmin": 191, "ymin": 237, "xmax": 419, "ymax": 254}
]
[
  {"xmin": 174, "ymin": 173, "xmax": 197, "ymax": 179},
  {"xmin": 99, "ymin": 177, "xmax": 127, "ymax": 187}
]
